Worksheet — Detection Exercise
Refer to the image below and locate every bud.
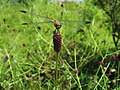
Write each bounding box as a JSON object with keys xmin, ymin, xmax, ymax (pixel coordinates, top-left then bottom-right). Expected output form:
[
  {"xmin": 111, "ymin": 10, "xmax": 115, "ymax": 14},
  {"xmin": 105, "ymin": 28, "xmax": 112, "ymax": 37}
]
[
  {"xmin": 109, "ymin": 53, "xmax": 120, "ymax": 61},
  {"xmin": 95, "ymin": 52, "xmax": 99, "ymax": 55},
  {"xmin": 3, "ymin": 55, "xmax": 9, "ymax": 62},
  {"xmin": 74, "ymin": 68, "xmax": 78, "ymax": 75},
  {"xmin": 52, "ymin": 20, "xmax": 61, "ymax": 30},
  {"xmin": 53, "ymin": 31, "xmax": 62, "ymax": 53},
  {"xmin": 60, "ymin": 2, "xmax": 64, "ymax": 8},
  {"xmin": 99, "ymin": 62, "xmax": 105, "ymax": 66}
]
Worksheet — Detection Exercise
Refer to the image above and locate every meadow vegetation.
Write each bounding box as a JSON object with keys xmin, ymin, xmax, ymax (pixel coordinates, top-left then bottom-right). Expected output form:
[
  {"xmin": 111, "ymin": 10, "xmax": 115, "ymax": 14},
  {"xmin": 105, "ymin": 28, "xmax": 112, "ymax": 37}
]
[{"xmin": 0, "ymin": 0, "xmax": 120, "ymax": 89}]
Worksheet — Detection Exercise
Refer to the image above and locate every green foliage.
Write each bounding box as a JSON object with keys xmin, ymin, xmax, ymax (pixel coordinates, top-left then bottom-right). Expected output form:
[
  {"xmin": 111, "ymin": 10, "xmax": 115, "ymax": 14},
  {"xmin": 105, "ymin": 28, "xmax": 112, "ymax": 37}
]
[
  {"xmin": 88, "ymin": 0, "xmax": 120, "ymax": 49},
  {"xmin": 0, "ymin": 0, "xmax": 120, "ymax": 90}
]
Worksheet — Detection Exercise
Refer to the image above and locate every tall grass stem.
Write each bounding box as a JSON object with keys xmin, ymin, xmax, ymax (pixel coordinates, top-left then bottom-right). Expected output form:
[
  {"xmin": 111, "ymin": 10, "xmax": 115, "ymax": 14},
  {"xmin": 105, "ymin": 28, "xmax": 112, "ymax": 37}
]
[{"xmin": 55, "ymin": 53, "xmax": 59, "ymax": 90}]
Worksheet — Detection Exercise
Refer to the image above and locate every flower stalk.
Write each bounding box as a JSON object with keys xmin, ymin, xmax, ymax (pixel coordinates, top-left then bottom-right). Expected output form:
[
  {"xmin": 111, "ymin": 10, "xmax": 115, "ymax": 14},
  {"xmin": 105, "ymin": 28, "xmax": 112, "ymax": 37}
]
[{"xmin": 53, "ymin": 30, "xmax": 62, "ymax": 90}]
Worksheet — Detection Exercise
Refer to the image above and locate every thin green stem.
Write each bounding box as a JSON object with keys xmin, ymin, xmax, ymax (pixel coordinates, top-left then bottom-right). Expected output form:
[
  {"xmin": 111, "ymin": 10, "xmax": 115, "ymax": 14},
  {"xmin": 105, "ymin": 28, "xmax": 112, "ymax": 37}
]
[
  {"xmin": 93, "ymin": 62, "xmax": 110, "ymax": 90},
  {"xmin": 74, "ymin": 47, "xmax": 77, "ymax": 69},
  {"xmin": 117, "ymin": 61, "xmax": 120, "ymax": 89},
  {"xmin": 74, "ymin": 47, "xmax": 82, "ymax": 90},
  {"xmin": 55, "ymin": 53, "xmax": 59, "ymax": 90}
]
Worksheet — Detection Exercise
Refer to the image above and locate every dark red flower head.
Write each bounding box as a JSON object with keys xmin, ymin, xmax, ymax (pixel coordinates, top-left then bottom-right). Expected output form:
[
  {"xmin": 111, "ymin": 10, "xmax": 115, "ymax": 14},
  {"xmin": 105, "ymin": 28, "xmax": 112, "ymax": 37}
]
[{"xmin": 53, "ymin": 31, "xmax": 62, "ymax": 53}]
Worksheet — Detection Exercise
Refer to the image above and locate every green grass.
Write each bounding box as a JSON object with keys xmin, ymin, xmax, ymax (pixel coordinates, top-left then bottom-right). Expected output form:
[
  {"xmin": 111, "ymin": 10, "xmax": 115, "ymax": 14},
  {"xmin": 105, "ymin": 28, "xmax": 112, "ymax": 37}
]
[{"xmin": 0, "ymin": 0, "xmax": 120, "ymax": 90}]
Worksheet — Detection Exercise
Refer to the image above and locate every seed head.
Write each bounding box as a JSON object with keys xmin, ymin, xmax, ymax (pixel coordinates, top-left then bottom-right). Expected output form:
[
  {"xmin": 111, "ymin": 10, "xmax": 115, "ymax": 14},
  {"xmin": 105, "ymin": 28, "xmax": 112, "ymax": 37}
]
[
  {"xmin": 37, "ymin": 26, "xmax": 41, "ymax": 30},
  {"xmin": 53, "ymin": 31, "xmax": 62, "ymax": 53},
  {"xmin": 110, "ymin": 53, "xmax": 120, "ymax": 61},
  {"xmin": 3, "ymin": 55, "xmax": 9, "ymax": 62}
]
